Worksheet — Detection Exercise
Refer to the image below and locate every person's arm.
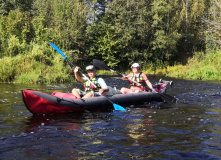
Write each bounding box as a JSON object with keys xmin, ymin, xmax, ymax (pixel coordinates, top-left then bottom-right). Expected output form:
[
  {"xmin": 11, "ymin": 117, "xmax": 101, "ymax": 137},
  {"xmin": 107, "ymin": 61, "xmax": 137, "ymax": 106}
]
[
  {"xmin": 146, "ymin": 80, "xmax": 154, "ymax": 90},
  {"xmin": 73, "ymin": 66, "xmax": 84, "ymax": 83},
  {"xmin": 97, "ymin": 78, "xmax": 109, "ymax": 94},
  {"xmin": 122, "ymin": 73, "xmax": 132, "ymax": 80},
  {"xmin": 142, "ymin": 73, "xmax": 155, "ymax": 91}
]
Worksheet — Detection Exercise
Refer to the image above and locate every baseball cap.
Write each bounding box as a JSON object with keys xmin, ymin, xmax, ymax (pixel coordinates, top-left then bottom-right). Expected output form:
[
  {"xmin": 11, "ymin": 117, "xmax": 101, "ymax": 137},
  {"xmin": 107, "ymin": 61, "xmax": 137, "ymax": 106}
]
[
  {"xmin": 86, "ymin": 65, "xmax": 95, "ymax": 71},
  {"xmin": 131, "ymin": 63, "xmax": 140, "ymax": 68}
]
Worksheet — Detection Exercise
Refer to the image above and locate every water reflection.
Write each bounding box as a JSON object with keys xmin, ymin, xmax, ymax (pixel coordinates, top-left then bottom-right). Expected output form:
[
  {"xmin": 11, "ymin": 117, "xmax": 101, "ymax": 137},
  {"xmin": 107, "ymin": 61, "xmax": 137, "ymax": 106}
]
[
  {"xmin": 0, "ymin": 78, "xmax": 221, "ymax": 159},
  {"xmin": 125, "ymin": 109, "xmax": 156, "ymax": 146},
  {"xmin": 25, "ymin": 113, "xmax": 83, "ymax": 133}
]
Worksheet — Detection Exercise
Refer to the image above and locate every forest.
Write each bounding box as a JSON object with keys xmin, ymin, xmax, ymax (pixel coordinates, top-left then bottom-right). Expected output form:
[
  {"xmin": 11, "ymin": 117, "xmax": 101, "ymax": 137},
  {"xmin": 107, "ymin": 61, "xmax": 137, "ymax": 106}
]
[{"xmin": 0, "ymin": 0, "xmax": 221, "ymax": 83}]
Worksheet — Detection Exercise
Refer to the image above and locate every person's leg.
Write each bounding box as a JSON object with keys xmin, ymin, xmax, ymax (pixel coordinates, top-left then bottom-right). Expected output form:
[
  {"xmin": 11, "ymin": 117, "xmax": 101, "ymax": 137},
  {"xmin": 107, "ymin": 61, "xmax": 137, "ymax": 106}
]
[
  {"xmin": 82, "ymin": 92, "xmax": 93, "ymax": 98},
  {"xmin": 120, "ymin": 87, "xmax": 126, "ymax": 94},
  {"xmin": 72, "ymin": 88, "xmax": 81, "ymax": 99},
  {"xmin": 134, "ymin": 89, "xmax": 144, "ymax": 93},
  {"xmin": 120, "ymin": 87, "xmax": 133, "ymax": 94}
]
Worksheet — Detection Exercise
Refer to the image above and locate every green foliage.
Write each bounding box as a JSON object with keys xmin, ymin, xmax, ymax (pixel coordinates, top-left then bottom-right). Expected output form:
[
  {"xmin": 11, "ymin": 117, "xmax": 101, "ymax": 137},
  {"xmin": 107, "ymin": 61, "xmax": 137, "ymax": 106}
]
[
  {"xmin": 89, "ymin": 21, "xmax": 122, "ymax": 68},
  {"xmin": 32, "ymin": 15, "xmax": 52, "ymax": 43},
  {"xmin": 15, "ymin": 73, "xmax": 42, "ymax": 84},
  {"xmin": 0, "ymin": 8, "xmax": 33, "ymax": 57},
  {"xmin": 3, "ymin": 8, "xmax": 33, "ymax": 42},
  {"xmin": 98, "ymin": 0, "xmax": 207, "ymax": 67},
  {"xmin": 0, "ymin": 0, "xmax": 35, "ymax": 15},
  {"xmin": 0, "ymin": 0, "xmax": 220, "ymax": 83},
  {"xmin": 0, "ymin": 42, "xmax": 73, "ymax": 83},
  {"xmin": 167, "ymin": 50, "xmax": 221, "ymax": 80},
  {"xmin": 6, "ymin": 35, "xmax": 26, "ymax": 56},
  {"xmin": 0, "ymin": 56, "xmax": 16, "ymax": 82},
  {"xmin": 207, "ymin": 0, "xmax": 221, "ymax": 48}
]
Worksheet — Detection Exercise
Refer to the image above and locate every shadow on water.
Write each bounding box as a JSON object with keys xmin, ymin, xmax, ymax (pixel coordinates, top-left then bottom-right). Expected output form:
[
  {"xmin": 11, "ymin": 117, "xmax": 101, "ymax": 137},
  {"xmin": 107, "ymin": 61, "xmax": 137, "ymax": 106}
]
[{"xmin": 0, "ymin": 77, "xmax": 221, "ymax": 159}]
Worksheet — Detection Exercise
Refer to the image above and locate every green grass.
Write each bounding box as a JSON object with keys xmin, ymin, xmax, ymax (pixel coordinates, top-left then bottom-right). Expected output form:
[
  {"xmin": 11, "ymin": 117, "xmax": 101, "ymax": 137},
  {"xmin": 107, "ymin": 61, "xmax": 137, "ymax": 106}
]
[
  {"xmin": 166, "ymin": 50, "xmax": 221, "ymax": 80},
  {"xmin": 0, "ymin": 43, "xmax": 73, "ymax": 84},
  {"xmin": 1, "ymin": 47, "xmax": 221, "ymax": 83}
]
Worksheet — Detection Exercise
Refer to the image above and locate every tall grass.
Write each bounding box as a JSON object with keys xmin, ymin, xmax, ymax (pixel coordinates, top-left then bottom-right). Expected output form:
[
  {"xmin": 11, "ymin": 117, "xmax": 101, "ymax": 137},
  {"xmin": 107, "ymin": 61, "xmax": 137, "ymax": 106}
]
[
  {"xmin": 1, "ymin": 43, "xmax": 221, "ymax": 83},
  {"xmin": 167, "ymin": 50, "xmax": 221, "ymax": 80},
  {"xmin": 0, "ymin": 42, "xmax": 73, "ymax": 84}
]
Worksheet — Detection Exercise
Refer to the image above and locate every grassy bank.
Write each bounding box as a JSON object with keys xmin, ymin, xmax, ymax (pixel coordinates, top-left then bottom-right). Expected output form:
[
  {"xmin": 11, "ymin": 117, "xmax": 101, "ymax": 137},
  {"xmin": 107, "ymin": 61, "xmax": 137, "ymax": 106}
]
[
  {"xmin": 0, "ymin": 43, "xmax": 73, "ymax": 84},
  {"xmin": 161, "ymin": 50, "xmax": 221, "ymax": 81},
  {"xmin": 1, "ymin": 48, "xmax": 221, "ymax": 84},
  {"xmin": 0, "ymin": 54, "xmax": 72, "ymax": 84}
]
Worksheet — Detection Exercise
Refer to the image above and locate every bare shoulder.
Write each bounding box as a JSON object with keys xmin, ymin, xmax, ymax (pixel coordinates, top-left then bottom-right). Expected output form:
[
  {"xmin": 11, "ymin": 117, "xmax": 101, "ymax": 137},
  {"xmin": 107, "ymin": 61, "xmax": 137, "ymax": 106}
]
[
  {"xmin": 141, "ymin": 72, "xmax": 148, "ymax": 80},
  {"xmin": 141, "ymin": 72, "xmax": 147, "ymax": 77}
]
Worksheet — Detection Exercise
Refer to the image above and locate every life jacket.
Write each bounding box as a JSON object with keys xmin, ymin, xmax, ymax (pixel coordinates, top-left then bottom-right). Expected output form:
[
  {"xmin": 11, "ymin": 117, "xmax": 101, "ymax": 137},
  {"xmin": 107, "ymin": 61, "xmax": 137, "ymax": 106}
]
[
  {"xmin": 84, "ymin": 76, "xmax": 101, "ymax": 92},
  {"xmin": 129, "ymin": 72, "xmax": 146, "ymax": 87}
]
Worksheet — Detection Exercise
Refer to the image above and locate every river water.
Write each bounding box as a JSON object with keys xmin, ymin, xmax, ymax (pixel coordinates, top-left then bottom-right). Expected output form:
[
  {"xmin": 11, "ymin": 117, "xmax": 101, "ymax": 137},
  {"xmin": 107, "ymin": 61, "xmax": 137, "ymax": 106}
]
[{"xmin": 0, "ymin": 76, "xmax": 221, "ymax": 159}]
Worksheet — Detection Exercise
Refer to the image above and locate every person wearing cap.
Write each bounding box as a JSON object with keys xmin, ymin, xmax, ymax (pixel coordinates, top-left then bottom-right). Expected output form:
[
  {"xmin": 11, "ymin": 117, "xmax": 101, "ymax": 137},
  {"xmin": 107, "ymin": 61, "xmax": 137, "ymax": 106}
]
[
  {"xmin": 120, "ymin": 63, "xmax": 156, "ymax": 94},
  {"xmin": 72, "ymin": 65, "xmax": 109, "ymax": 98}
]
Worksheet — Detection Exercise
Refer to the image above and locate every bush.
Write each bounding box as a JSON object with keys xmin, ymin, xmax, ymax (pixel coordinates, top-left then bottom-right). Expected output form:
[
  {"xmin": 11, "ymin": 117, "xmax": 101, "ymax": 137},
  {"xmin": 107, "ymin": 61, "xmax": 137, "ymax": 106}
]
[
  {"xmin": 0, "ymin": 57, "xmax": 16, "ymax": 82},
  {"xmin": 167, "ymin": 50, "xmax": 221, "ymax": 80},
  {"xmin": 0, "ymin": 43, "xmax": 73, "ymax": 83}
]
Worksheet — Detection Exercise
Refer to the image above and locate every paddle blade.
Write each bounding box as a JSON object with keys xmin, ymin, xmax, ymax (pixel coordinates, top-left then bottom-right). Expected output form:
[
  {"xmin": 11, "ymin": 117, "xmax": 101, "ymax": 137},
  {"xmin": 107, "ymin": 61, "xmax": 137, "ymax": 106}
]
[
  {"xmin": 160, "ymin": 93, "xmax": 177, "ymax": 103},
  {"xmin": 93, "ymin": 59, "xmax": 110, "ymax": 70},
  {"xmin": 113, "ymin": 103, "xmax": 126, "ymax": 111},
  {"xmin": 93, "ymin": 59, "xmax": 122, "ymax": 76},
  {"xmin": 50, "ymin": 43, "xmax": 67, "ymax": 59}
]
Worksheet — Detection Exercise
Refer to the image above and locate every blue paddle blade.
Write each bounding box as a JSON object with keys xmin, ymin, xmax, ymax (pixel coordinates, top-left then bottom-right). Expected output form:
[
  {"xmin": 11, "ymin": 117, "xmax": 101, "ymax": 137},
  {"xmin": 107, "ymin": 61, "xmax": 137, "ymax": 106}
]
[
  {"xmin": 113, "ymin": 103, "xmax": 126, "ymax": 111},
  {"xmin": 50, "ymin": 43, "xmax": 67, "ymax": 59}
]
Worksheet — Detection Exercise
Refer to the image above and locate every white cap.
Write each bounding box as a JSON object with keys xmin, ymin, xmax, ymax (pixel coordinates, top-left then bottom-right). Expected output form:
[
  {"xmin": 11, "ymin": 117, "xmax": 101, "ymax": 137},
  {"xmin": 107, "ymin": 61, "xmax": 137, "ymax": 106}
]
[
  {"xmin": 86, "ymin": 65, "xmax": 95, "ymax": 71},
  {"xmin": 131, "ymin": 63, "xmax": 140, "ymax": 68}
]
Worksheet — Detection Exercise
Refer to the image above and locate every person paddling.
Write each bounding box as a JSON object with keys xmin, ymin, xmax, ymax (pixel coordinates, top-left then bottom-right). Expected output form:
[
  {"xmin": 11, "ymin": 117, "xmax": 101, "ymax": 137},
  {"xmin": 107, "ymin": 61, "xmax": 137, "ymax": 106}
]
[
  {"xmin": 72, "ymin": 65, "xmax": 109, "ymax": 99},
  {"xmin": 120, "ymin": 63, "xmax": 156, "ymax": 94}
]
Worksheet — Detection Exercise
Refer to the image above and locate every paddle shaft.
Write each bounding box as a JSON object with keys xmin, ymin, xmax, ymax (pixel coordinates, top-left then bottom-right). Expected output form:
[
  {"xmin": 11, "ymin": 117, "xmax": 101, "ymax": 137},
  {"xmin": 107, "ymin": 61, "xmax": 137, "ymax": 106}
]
[
  {"xmin": 70, "ymin": 62, "xmax": 125, "ymax": 110},
  {"xmin": 92, "ymin": 59, "xmax": 176, "ymax": 102},
  {"xmin": 70, "ymin": 61, "xmax": 122, "ymax": 107},
  {"xmin": 50, "ymin": 43, "xmax": 96, "ymax": 88},
  {"xmin": 124, "ymin": 77, "xmax": 176, "ymax": 103},
  {"xmin": 68, "ymin": 59, "xmax": 98, "ymax": 88},
  {"xmin": 108, "ymin": 68, "xmax": 151, "ymax": 89},
  {"xmin": 50, "ymin": 43, "xmax": 126, "ymax": 110},
  {"xmin": 92, "ymin": 59, "xmax": 151, "ymax": 88}
]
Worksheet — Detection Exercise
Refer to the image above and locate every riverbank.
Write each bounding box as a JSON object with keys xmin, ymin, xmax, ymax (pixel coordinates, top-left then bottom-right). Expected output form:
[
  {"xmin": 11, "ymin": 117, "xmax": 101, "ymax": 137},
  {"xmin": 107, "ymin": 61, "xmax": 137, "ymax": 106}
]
[
  {"xmin": 0, "ymin": 51, "xmax": 73, "ymax": 84},
  {"xmin": 1, "ymin": 50, "xmax": 221, "ymax": 84},
  {"xmin": 166, "ymin": 50, "xmax": 221, "ymax": 81},
  {"xmin": 142, "ymin": 50, "xmax": 221, "ymax": 81}
]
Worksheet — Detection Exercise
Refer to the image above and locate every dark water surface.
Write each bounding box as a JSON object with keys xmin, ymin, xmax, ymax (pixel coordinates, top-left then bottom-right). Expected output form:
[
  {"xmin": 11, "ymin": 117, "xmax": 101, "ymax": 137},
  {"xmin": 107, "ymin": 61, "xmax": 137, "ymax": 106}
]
[{"xmin": 0, "ymin": 77, "xmax": 221, "ymax": 159}]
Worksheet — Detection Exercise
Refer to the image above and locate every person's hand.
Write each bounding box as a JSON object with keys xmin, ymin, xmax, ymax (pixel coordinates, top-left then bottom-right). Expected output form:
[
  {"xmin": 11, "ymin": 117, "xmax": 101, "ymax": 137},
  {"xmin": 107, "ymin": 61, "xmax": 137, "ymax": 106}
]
[
  {"xmin": 73, "ymin": 66, "xmax": 80, "ymax": 73},
  {"xmin": 122, "ymin": 74, "xmax": 128, "ymax": 80},
  {"xmin": 99, "ymin": 88, "xmax": 105, "ymax": 94}
]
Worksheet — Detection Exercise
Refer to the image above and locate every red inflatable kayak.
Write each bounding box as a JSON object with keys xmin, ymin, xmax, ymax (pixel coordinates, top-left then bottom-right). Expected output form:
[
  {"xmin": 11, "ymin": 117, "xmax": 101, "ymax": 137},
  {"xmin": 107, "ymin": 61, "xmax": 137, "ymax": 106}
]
[{"xmin": 21, "ymin": 79, "xmax": 174, "ymax": 114}]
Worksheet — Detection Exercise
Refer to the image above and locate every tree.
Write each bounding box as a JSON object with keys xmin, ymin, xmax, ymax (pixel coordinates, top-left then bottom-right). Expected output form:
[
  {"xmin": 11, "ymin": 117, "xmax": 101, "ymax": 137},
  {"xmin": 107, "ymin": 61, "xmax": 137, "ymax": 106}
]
[
  {"xmin": 88, "ymin": 19, "xmax": 123, "ymax": 68},
  {"xmin": 204, "ymin": 0, "xmax": 221, "ymax": 49},
  {"xmin": 0, "ymin": 8, "xmax": 33, "ymax": 57},
  {"xmin": 93, "ymin": 0, "xmax": 210, "ymax": 68},
  {"xmin": 0, "ymin": 0, "xmax": 35, "ymax": 15}
]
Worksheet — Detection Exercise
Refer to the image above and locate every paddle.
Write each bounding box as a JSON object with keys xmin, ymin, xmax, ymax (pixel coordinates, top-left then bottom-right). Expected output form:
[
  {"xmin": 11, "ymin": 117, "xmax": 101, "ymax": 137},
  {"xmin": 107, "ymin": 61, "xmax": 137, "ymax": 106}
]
[
  {"xmin": 50, "ymin": 43, "xmax": 126, "ymax": 111},
  {"xmin": 93, "ymin": 59, "xmax": 123, "ymax": 77},
  {"xmin": 92, "ymin": 59, "xmax": 177, "ymax": 103}
]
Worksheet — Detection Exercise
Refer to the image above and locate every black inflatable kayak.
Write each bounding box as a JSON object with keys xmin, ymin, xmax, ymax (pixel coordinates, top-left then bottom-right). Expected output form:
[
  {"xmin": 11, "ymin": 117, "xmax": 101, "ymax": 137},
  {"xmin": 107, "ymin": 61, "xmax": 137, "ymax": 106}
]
[{"xmin": 21, "ymin": 79, "xmax": 175, "ymax": 114}]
